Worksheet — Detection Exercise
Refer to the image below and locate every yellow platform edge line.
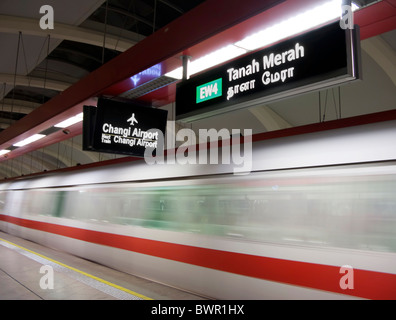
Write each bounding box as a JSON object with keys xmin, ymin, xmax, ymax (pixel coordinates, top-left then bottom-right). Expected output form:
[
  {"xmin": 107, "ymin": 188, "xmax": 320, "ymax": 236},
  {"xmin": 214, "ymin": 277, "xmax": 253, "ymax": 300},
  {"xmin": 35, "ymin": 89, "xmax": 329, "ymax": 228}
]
[{"xmin": 0, "ymin": 236, "xmax": 153, "ymax": 300}]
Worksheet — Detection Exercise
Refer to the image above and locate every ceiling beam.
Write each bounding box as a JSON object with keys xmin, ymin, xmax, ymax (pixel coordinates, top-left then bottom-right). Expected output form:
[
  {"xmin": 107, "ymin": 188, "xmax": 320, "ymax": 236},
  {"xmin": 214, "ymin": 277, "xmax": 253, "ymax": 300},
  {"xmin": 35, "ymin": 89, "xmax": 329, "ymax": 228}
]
[
  {"xmin": 0, "ymin": 111, "xmax": 24, "ymax": 123},
  {"xmin": 35, "ymin": 146, "xmax": 70, "ymax": 169},
  {"xmin": 103, "ymin": 6, "xmax": 155, "ymax": 29},
  {"xmin": 1, "ymin": 99, "xmax": 40, "ymax": 109},
  {"xmin": 249, "ymin": 105, "xmax": 292, "ymax": 131},
  {"xmin": 0, "ymin": 165, "xmax": 19, "ymax": 178},
  {"xmin": 44, "ymin": 57, "xmax": 92, "ymax": 73},
  {"xmin": 57, "ymin": 139, "xmax": 101, "ymax": 163},
  {"xmin": 0, "ymin": 103, "xmax": 36, "ymax": 115},
  {"xmin": 7, "ymin": 152, "xmax": 56, "ymax": 175},
  {"xmin": 361, "ymin": 36, "xmax": 396, "ymax": 88},
  {"xmin": 52, "ymin": 47, "xmax": 104, "ymax": 65},
  {"xmin": 0, "ymin": 74, "xmax": 73, "ymax": 91},
  {"xmin": 0, "ymin": 121, "xmax": 16, "ymax": 130},
  {"xmin": 0, "ymin": 14, "xmax": 137, "ymax": 52},
  {"xmin": 158, "ymin": 0, "xmax": 184, "ymax": 14}
]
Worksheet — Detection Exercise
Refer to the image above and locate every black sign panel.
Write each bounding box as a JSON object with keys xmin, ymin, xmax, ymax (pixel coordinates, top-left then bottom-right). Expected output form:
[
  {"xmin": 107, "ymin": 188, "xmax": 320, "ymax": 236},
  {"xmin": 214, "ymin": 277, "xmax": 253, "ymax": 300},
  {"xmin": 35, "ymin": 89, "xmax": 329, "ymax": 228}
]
[
  {"xmin": 83, "ymin": 98, "xmax": 168, "ymax": 157},
  {"xmin": 176, "ymin": 22, "xmax": 360, "ymax": 121}
]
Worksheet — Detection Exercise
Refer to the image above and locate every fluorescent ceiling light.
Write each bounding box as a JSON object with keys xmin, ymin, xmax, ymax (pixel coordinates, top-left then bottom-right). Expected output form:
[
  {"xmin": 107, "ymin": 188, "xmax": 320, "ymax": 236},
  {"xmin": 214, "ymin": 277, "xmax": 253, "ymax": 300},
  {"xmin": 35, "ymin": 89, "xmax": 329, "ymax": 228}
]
[
  {"xmin": 0, "ymin": 150, "xmax": 10, "ymax": 156},
  {"xmin": 165, "ymin": 67, "xmax": 182, "ymax": 80},
  {"xmin": 166, "ymin": 0, "xmax": 360, "ymax": 79},
  {"xmin": 13, "ymin": 134, "xmax": 46, "ymax": 147},
  {"xmin": 54, "ymin": 112, "xmax": 84, "ymax": 128},
  {"xmin": 166, "ymin": 45, "xmax": 247, "ymax": 79},
  {"xmin": 189, "ymin": 45, "xmax": 247, "ymax": 76},
  {"xmin": 236, "ymin": 0, "xmax": 359, "ymax": 51}
]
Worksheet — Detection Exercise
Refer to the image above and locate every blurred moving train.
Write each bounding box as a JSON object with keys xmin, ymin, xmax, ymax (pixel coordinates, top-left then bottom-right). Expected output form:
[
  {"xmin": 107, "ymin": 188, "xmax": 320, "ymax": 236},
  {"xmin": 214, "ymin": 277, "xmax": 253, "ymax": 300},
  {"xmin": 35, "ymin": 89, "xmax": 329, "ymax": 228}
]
[{"xmin": 1, "ymin": 116, "xmax": 396, "ymax": 299}]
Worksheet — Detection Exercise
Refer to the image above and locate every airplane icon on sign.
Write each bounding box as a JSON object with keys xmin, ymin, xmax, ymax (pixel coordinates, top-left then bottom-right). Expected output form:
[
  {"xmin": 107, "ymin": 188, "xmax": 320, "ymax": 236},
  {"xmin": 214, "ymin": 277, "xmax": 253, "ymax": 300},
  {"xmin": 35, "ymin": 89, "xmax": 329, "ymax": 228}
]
[{"xmin": 127, "ymin": 113, "xmax": 138, "ymax": 126}]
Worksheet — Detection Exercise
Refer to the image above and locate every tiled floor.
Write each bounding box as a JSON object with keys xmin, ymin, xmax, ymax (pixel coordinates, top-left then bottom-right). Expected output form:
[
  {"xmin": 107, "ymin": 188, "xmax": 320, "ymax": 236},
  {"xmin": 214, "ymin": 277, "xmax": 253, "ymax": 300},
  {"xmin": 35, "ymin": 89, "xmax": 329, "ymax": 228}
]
[{"xmin": 0, "ymin": 231, "xmax": 206, "ymax": 300}]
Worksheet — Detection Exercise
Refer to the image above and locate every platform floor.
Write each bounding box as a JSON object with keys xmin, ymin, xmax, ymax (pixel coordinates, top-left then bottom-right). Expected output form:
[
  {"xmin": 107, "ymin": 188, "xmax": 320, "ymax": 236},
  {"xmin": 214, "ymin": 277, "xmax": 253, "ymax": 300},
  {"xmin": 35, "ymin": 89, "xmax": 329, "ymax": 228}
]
[{"xmin": 0, "ymin": 231, "xmax": 206, "ymax": 300}]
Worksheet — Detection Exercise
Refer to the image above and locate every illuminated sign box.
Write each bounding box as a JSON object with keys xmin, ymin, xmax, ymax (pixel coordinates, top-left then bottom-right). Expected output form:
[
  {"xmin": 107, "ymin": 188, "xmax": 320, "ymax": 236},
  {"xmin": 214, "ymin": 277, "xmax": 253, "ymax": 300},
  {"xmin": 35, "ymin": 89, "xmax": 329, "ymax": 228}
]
[
  {"xmin": 83, "ymin": 98, "xmax": 168, "ymax": 157},
  {"xmin": 176, "ymin": 22, "xmax": 361, "ymax": 121}
]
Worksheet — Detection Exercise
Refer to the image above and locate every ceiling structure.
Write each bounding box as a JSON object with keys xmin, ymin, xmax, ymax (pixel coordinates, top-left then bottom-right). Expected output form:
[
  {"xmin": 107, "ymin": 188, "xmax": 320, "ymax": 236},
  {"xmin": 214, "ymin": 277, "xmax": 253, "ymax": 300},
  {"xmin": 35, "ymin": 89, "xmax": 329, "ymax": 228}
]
[{"xmin": 0, "ymin": 0, "xmax": 395, "ymax": 178}]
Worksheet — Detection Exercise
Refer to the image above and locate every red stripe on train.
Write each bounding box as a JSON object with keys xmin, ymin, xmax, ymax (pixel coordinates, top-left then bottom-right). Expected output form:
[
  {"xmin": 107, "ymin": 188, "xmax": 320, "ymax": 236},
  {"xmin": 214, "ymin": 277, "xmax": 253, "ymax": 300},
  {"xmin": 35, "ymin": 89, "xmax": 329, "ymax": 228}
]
[{"xmin": 1, "ymin": 214, "xmax": 395, "ymax": 299}]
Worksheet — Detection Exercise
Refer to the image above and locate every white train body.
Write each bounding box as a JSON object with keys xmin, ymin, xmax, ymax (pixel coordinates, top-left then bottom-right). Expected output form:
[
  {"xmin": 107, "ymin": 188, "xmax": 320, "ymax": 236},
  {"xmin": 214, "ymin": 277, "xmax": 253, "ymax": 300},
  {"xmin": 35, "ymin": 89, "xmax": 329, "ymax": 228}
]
[{"xmin": 1, "ymin": 119, "xmax": 396, "ymax": 299}]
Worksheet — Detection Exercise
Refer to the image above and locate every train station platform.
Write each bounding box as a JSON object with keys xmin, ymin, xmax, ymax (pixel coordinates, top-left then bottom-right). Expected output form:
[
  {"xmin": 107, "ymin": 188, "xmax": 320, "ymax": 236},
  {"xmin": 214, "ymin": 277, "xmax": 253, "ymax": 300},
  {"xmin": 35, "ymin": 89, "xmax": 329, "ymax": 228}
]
[{"xmin": 0, "ymin": 231, "xmax": 206, "ymax": 300}]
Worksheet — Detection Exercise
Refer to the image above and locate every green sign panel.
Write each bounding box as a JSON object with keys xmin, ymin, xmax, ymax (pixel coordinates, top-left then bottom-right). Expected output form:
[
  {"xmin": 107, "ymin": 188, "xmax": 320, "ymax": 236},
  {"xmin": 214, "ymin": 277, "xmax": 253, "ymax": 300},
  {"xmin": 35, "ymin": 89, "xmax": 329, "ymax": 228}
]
[{"xmin": 196, "ymin": 78, "xmax": 222, "ymax": 103}]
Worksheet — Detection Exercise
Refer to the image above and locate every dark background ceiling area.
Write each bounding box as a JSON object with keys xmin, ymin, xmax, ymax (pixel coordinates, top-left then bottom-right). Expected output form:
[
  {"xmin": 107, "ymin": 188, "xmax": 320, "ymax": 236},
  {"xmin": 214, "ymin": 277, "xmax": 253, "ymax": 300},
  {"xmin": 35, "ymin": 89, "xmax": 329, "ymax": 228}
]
[
  {"xmin": 0, "ymin": 0, "xmax": 395, "ymax": 178},
  {"xmin": 90, "ymin": 0, "xmax": 206, "ymax": 36},
  {"xmin": 0, "ymin": 0, "xmax": 206, "ymax": 133}
]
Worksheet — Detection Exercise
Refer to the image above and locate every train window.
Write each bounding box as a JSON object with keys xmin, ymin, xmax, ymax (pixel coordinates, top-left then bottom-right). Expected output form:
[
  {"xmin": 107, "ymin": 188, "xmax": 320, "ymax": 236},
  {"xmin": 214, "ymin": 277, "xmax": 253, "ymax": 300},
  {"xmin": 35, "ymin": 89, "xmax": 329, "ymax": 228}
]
[
  {"xmin": 21, "ymin": 189, "xmax": 57, "ymax": 217},
  {"xmin": 14, "ymin": 163, "xmax": 394, "ymax": 253}
]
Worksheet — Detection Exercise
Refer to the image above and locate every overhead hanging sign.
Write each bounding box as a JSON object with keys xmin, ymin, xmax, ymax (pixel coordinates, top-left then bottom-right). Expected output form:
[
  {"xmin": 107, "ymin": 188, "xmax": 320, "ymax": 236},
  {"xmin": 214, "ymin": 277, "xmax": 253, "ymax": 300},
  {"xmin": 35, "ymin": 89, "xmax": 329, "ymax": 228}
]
[
  {"xmin": 176, "ymin": 22, "xmax": 361, "ymax": 121},
  {"xmin": 83, "ymin": 98, "xmax": 168, "ymax": 157}
]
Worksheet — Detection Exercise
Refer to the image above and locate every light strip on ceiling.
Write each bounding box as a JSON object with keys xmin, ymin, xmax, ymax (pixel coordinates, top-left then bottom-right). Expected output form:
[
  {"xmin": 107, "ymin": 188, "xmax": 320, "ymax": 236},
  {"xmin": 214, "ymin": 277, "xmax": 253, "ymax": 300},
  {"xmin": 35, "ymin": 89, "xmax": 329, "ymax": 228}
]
[
  {"xmin": 54, "ymin": 112, "xmax": 84, "ymax": 128},
  {"xmin": 166, "ymin": 45, "xmax": 247, "ymax": 79},
  {"xmin": 0, "ymin": 150, "xmax": 10, "ymax": 156},
  {"xmin": 235, "ymin": 0, "xmax": 359, "ymax": 51},
  {"xmin": 166, "ymin": 0, "xmax": 359, "ymax": 79},
  {"xmin": 13, "ymin": 134, "xmax": 46, "ymax": 147}
]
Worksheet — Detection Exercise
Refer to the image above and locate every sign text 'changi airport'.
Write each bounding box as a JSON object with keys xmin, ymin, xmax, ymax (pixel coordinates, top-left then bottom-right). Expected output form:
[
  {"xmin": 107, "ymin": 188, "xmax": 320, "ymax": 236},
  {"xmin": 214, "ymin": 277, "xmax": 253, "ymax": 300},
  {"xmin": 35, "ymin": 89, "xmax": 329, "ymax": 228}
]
[{"xmin": 83, "ymin": 98, "xmax": 168, "ymax": 157}]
